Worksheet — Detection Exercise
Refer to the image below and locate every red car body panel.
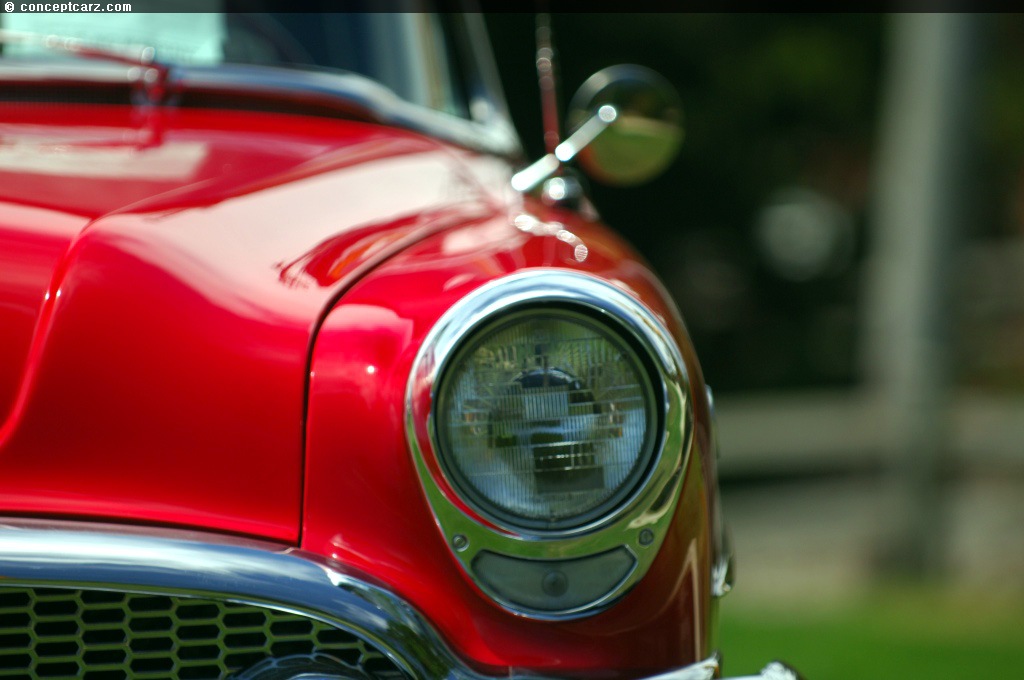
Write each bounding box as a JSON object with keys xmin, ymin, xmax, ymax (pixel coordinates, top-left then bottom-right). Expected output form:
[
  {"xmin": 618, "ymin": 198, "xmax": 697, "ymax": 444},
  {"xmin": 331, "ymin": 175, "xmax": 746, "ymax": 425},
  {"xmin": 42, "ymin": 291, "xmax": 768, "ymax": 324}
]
[
  {"xmin": 0, "ymin": 102, "xmax": 718, "ymax": 676},
  {"xmin": 0, "ymin": 103, "xmax": 499, "ymax": 541},
  {"xmin": 304, "ymin": 207, "xmax": 716, "ymax": 675}
]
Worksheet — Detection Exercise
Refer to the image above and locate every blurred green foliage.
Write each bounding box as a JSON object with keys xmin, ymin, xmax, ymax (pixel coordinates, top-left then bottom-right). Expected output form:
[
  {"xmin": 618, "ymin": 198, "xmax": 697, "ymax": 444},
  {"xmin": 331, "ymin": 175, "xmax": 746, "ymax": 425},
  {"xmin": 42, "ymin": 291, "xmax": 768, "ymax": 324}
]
[{"xmin": 719, "ymin": 584, "xmax": 1024, "ymax": 678}]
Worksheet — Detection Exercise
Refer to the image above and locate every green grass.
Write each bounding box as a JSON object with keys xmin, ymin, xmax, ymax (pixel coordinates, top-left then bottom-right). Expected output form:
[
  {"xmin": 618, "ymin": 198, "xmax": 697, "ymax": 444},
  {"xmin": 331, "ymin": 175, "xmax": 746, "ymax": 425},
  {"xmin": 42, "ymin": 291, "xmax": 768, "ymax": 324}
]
[{"xmin": 717, "ymin": 584, "xmax": 1024, "ymax": 679}]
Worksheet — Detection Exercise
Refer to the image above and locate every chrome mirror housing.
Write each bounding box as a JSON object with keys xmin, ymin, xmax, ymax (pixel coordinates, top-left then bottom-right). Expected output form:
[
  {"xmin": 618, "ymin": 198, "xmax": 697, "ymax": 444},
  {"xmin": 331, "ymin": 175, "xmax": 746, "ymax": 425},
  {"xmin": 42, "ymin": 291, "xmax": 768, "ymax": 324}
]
[
  {"xmin": 567, "ymin": 64, "xmax": 684, "ymax": 186},
  {"xmin": 511, "ymin": 63, "xmax": 683, "ymax": 194}
]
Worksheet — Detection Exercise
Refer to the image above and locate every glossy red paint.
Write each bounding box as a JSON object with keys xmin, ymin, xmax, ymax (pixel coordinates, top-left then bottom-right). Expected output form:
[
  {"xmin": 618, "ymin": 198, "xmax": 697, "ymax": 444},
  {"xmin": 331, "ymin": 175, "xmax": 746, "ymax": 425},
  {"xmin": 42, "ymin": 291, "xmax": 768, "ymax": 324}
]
[
  {"xmin": 0, "ymin": 103, "xmax": 501, "ymax": 540},
  {"xmin": 303, "ymin": 203, "xmax": 716, "ymax": 676},
  {"xmin": 0, "ymin": 101, "xmax": 719, "ymax": 677}
]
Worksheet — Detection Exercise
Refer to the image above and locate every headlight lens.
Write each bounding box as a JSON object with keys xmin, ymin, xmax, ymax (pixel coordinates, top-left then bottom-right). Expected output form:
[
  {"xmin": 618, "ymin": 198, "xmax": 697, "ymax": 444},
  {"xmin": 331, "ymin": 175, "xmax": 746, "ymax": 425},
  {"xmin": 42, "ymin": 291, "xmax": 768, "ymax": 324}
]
[{"xmin": 435, "ymin": 307, "xmax": 659, "ymax": 531}]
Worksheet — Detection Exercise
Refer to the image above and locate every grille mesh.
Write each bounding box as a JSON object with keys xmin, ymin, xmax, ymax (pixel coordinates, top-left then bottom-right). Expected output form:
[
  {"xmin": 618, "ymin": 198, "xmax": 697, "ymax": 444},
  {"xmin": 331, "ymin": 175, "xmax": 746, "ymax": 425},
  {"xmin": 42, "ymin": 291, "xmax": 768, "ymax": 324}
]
[{"xmin": 0, "ymin": 586, "xmax": 404, "ymax": 679}]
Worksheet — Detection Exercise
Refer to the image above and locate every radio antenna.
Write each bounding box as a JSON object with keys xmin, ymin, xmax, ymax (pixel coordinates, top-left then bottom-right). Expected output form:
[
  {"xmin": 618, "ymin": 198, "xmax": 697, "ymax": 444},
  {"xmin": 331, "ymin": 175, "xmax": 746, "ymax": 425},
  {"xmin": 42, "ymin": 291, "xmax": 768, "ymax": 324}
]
[{"xmin": 535, "ymin": 11, "xmax": 561, "ymax": 155}]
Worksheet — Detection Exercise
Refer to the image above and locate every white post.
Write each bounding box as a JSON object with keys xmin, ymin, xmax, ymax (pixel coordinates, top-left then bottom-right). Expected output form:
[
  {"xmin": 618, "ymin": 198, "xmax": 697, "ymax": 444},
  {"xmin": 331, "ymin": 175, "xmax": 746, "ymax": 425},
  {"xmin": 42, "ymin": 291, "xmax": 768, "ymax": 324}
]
[{"xmin": 862, "ymin": 13, "xmax": 978, "ymax": 575}]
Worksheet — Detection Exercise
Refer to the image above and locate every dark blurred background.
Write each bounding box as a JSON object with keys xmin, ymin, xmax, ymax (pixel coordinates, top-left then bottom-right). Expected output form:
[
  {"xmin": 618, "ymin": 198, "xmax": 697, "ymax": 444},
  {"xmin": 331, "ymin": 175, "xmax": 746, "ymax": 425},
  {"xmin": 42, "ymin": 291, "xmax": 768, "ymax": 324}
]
[{"xmin": 485, "ymin": 12, "xmax": 1024, "ymax": 679}]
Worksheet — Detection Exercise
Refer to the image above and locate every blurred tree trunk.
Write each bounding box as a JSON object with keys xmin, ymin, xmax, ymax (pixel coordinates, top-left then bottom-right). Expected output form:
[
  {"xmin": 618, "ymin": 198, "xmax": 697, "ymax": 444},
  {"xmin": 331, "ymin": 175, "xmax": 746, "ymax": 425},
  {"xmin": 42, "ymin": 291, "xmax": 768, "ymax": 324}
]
[{"xmin": 862, "ymin": 13, "xmax": 980, "ymax": 576}]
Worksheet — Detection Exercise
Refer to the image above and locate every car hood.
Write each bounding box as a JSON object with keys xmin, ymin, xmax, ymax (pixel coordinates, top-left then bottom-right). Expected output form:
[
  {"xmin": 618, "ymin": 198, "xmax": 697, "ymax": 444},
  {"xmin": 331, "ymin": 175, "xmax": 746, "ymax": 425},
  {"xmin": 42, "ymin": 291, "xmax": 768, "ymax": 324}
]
[{"xmin": 0, "ymin": 103, "xmax": 501, "ymax": 541}]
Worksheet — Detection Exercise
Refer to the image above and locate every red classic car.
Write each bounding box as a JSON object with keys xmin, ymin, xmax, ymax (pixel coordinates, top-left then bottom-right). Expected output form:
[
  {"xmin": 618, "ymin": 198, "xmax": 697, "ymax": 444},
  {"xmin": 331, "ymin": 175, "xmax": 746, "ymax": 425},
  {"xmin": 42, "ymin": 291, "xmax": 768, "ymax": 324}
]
[{"xmin": 0, "ymin": 7, "xmax": 798, "ymax": 680}]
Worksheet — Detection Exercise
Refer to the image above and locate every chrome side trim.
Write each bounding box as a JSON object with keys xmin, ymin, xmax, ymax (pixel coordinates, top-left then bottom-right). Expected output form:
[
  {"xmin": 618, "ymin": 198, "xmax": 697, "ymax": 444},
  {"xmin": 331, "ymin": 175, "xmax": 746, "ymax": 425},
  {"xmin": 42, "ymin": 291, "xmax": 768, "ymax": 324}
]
[
  {"xmin": 0, "ymin": 522, "xmax": 459, "ymax": 680},
  {"xmin": 0, "ymin": 523, "xmax": 791, "ymax": 680},
  {"xmin": 705, "ymin": 383, "xmax": 733, "ymax": 601},
  {"xmin": 711, "ymin": 555, "xmax": 733, "ymax": 599},
  {"xmin": 405, "ymin": 270, "xmax": 693, "ymax": 619}
]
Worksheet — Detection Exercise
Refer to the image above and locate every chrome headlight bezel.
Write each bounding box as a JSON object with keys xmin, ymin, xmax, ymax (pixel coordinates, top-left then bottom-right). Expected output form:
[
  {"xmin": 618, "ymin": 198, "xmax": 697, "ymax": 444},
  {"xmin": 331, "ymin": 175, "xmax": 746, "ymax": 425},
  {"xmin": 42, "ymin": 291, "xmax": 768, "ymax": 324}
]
[
  {"xmin": 433, "ymin": 304, "xmax": 663, "ymax": 533},
  {"xmin": 406, "ymin": 270, "xmax": 693, "ymax": 619}
]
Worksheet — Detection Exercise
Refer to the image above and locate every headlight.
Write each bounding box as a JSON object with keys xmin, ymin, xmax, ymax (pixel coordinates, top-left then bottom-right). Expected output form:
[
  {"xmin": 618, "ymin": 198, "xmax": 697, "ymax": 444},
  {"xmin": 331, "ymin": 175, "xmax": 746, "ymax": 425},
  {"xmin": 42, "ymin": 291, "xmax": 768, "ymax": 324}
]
[
  {"xmin": 407, "ymin": 270, "xmax": 691, "ymax": 618},
  {"xmin": 435, "ymin": 308, "xmax": 659, "ymax": 531}
]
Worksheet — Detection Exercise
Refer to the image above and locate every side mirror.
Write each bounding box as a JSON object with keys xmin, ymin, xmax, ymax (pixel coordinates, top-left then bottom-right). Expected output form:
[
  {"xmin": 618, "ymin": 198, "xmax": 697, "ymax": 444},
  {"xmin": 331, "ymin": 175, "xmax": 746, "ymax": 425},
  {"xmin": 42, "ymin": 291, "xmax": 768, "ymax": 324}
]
[
  {"xmin": 567, "ymin": 65, "xmax": 684, "ymax": 186},
  {"xmin": 511, "ymin": 64, "xmax": 683, "ymax": 193}
]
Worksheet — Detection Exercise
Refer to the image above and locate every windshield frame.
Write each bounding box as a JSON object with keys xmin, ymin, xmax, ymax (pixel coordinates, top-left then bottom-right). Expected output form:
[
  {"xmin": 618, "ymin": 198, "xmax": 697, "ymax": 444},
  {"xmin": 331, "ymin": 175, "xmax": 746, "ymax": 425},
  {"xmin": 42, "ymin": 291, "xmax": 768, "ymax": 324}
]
[{"xmin": 0, "ymin": 11, "xmax": 522, "ymax": 160}]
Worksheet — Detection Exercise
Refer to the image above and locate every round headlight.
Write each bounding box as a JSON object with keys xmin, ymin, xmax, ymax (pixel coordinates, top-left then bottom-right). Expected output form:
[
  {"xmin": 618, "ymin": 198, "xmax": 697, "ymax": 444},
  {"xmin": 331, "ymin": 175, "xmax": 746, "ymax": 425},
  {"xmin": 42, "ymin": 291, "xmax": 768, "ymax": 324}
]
[{"xmin": 434, "ymin": 307, "xmax": 660, "ymax": 531}]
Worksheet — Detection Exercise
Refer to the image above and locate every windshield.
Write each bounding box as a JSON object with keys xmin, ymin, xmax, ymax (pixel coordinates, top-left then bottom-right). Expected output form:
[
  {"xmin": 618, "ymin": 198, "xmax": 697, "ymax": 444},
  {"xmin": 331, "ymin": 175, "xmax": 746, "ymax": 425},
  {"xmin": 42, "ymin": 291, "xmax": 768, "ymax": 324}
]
[{"xmin": 0, "ymin": 1, "xmax": 470, "ymax": 118}]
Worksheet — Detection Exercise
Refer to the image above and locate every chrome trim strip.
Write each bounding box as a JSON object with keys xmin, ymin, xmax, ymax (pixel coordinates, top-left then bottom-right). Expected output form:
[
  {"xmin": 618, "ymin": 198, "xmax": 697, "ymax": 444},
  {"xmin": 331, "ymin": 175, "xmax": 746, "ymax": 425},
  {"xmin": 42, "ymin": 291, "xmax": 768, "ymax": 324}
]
[
  {"xmin": 0, "ymin": 523, "xmax": 459, "ymax": 680},
  {"xmin": 0, "ymin": 524, "xmax": 795, "ymax": 680},
  {"xmin": 405, "ymin": 270, "xmax": 694, "ymax": 619},
  {"xmin": 0, "ymin": 61, "xmax": 520, "ymax": 159},
  {"xmin": 705, "ymin": 383, "xmax": 733, "ymax": 601},
  {"xmin": 711, "ymin": 550, "xmax": 734, "ymax": 599},
  {"xmin": 176, "ymin": 64, "xmax": 520, "ymax": 158},
  {"xmin": 0, "ymin": 524, "xmax": 798, "ymax": 680}
]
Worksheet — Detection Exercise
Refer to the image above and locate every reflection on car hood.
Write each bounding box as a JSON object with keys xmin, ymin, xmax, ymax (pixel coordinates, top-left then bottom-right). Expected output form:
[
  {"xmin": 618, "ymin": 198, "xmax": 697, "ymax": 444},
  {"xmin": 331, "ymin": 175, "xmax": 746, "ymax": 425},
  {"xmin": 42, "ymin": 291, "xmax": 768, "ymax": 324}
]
[{"xmin": 0, "ymin": 103, "xmax": 499, "ymax": 542}]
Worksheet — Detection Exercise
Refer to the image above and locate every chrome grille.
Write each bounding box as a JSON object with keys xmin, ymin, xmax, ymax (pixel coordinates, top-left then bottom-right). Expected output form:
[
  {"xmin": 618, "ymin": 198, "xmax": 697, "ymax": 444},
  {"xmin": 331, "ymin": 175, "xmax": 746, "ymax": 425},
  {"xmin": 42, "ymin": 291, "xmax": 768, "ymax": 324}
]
[{"xmin": 0, "ymin": 586, "xmax": 404, "ymax": 679}]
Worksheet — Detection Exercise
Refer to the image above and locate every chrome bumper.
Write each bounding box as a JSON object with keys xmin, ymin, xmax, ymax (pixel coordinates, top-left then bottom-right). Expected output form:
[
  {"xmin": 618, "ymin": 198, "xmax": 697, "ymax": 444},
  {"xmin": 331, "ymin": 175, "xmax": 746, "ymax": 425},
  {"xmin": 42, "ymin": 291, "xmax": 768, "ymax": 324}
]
[
  {"xmin": 0, "ymin": 520, "xmax": 799, "ymax": 680},
  {"xmin": 649, "ymin": 658, "xmax": 801, "ymax": 680}
]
